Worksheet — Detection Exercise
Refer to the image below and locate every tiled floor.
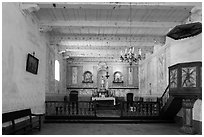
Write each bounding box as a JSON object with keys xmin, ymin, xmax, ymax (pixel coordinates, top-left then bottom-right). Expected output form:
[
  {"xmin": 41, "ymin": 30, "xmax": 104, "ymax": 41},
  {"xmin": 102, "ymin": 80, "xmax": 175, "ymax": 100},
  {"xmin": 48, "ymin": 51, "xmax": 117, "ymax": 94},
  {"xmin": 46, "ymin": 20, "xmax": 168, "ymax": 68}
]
[{"xmin": 30, "ymin": 123, "xmax": 187, "ymax": 135}]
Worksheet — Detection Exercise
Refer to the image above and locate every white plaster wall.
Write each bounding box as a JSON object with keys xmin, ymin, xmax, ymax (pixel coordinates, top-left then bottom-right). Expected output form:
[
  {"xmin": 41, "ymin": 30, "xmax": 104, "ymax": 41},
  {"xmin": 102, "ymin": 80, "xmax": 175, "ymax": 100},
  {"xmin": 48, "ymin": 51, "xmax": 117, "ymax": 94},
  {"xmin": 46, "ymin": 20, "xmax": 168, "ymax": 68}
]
[
  {"xmin": 139, "ymin": 44, "xmax": 169, "ymax": 97},
  {"xmin": 45, "ymin": 43, "xmax": 67, "ymax": 99},
  {"xmin": 54, "ymin": 53, "xmax": 67, "ymax": 94},
  {"xmin": 2, "ymin": 3, "xmax": 48, "ymax": 113},
  {"xmin": 169, "ymin": 34, "xmax": 202, "ymax": 65},
  {"xmin": 193, "ymin": 99, "xmax": 202, "ymax": 121}
]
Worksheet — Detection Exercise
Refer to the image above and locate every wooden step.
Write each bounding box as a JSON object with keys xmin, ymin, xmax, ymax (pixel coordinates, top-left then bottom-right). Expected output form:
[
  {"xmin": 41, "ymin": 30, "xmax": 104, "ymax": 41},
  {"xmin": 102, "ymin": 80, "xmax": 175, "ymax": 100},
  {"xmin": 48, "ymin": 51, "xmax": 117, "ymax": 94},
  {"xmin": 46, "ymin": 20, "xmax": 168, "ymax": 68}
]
[
  {"xmin": 44, "ymin": 115, "xmax": 174, "ymax": 124},
  {"xmin": 44, "ymin": 118, "xmax": 174, "ymax": 124}
]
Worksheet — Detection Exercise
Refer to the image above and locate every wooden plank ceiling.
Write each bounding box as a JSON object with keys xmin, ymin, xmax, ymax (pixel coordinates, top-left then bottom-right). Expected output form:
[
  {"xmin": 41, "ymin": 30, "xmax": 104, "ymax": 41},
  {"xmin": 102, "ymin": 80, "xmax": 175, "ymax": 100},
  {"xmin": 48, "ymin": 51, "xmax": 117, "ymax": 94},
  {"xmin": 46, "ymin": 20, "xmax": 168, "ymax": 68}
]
[{"xmin": 28, "ymin": 2, "xmax": 198, "ymax": 60}]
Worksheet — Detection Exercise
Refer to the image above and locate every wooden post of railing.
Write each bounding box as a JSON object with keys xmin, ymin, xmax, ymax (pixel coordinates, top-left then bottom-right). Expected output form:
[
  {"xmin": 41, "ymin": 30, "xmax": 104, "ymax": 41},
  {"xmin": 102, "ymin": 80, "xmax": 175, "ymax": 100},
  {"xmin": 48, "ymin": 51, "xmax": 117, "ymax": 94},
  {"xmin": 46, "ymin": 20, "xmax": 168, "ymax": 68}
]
[
  {"xmin": 45, "ymin": 101, "xmax": 48, "ymax": 115},
  {"xmin": 93, "ymin": 100, "xmax": 97, "ymax": 117},
  {"xmin": 120, "ymin": 101, "xmax": 123, "ymax": 117},
  {"xmin": 76, "ymin": 102, "xmax": 79, "ymax": 115},
  {"xmin": 63, "ymin": 102, "xmax": 66, "ymax": 115},
  {"xmin": 67, "ymin": 102, "xmax": 70, "ymax": 115},
  {"xmin": 55, "ymin": 102, "xmax": 58, "ymax": 115},
  {"xmin": 150, "ymin": 103, "xmax": 152, "ymax": 116},
  {"xmin": 157, "ymin": 97, "xmax": 161, "ymax": 115}
]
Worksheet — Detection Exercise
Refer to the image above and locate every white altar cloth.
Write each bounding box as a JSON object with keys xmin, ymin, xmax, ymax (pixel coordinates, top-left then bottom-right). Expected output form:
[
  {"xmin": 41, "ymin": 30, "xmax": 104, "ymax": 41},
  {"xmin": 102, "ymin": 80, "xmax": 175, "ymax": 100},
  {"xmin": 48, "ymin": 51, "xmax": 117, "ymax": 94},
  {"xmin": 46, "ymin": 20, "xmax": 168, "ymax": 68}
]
[{"xmin": 91, "ymin": 97, "xmax": 116, "ymax": 105}]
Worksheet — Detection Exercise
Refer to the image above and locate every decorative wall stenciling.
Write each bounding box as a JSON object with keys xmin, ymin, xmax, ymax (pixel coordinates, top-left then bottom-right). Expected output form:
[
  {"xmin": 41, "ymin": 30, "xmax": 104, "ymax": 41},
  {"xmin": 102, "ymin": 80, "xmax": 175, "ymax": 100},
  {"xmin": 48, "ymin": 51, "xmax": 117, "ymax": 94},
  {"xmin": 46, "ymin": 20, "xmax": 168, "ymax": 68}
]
[
  {"xmin": 82, "ymin": 71, "xmax": 93, "ymax": 83},
  {"xmin": 128, "ymin": 68, "xmax": 133, "ymax": 85},
  {"xmin": 67, "ymin": 61, "xmax": 139, "ymax": 90},
  {"xmin": 157, "ymin": 53, "xmax": 166, "ymax": 92},
  {"xmin": 66, "ymin": 88, "xmax": 139, "ymax": 98},
  {"xmin": 158, "ymin": 54, "xmax": 165, "ymax": 81},
  {"xmin": 97, "ymin": 62, "xmax": 108, "ymax": 71},
  {"xmin": 139, "ymin": 66, "xmax": 145, "ymax": 90},
  {"xmin": 138, "ymin": 45, "xmax": 169, "ymax": 97},
  {"xmin": 72, "ymin": 67, "xmax": 78, "ymax": 84},
  {"xmin": 182, "ymin": 67, "xmax": 197, "ymax": 87},
  {"xmin": 170, "ymin": 69, "xmax": 178, "ymax": 88}
]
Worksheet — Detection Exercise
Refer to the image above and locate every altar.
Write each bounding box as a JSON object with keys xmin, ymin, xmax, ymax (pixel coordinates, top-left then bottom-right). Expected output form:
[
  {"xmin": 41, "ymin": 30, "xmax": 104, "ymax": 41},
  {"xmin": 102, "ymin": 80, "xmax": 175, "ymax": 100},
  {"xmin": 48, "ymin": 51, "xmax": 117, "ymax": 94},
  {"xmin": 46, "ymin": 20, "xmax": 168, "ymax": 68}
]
[{"xmin": 92, "ymin": 97, "xmax": 116, "ymax": 105}]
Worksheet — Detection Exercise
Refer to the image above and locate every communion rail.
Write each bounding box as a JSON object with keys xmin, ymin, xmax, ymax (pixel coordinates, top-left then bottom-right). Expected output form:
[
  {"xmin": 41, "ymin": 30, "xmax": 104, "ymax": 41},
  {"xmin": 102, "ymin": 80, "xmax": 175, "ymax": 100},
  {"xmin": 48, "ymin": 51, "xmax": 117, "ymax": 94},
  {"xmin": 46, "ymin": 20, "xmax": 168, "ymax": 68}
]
[
  {"xmin": 45, "ymin": 101, "xmax": 96, "ymax": 117},
  {"xmin": 120, "ymin": 100, "xmax": 160, "ymax": 117},
  {"xmin": 45, "ymin": 100, "xmax": 160, "ymax": 118}
]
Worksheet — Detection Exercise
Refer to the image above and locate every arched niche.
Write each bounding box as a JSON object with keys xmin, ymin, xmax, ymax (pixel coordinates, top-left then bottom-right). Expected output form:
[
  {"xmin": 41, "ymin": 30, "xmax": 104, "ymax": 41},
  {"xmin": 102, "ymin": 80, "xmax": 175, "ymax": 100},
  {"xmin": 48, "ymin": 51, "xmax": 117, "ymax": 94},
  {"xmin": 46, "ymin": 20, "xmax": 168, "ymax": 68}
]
[
  {"xmin": 97, "ymin": 62, "xmax": 108, "ymax": 88},
  {"xmin": 82, "ymin": 71, "xmax": 93, "ymax": 83},
  {"xmin": 113, "ymin": 71, "xmax": 123, "ymax": 83}
]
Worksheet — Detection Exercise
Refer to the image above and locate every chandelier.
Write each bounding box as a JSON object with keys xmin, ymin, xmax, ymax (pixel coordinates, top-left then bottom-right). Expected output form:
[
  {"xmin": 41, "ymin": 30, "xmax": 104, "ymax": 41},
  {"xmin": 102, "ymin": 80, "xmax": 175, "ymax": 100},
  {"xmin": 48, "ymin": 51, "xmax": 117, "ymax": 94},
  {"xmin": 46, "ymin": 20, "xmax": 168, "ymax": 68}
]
[
  {"xmin": 120, "ymin": 2, "xmax": 142, "ymax": 66},
  {"xmin": 120, "ymin": 47, "xmax": 142, "ymax": 66}
]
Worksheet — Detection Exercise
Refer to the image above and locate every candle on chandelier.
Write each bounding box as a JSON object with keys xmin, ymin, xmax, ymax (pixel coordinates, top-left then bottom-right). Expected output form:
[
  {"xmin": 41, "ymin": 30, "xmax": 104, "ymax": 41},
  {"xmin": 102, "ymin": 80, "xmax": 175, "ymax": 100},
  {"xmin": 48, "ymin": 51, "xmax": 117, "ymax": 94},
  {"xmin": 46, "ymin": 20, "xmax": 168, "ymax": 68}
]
[
  {"xmin": 139, "ymin": 49, "xmax": 142, "ymax": 55},
  {"xmin": 125, "ymin": 48, "xmax": 127, "ymax": 54},
  {"xmin": 132, "ymin": 47, "xmax": 134, "ymax": 53},
  {"xmin": 129, "ymin": 48, "xmax": 131, "ymax": 53},
  {"xmin": 121, "ymin": 51, "xmax": 123, "ymax": 56}
]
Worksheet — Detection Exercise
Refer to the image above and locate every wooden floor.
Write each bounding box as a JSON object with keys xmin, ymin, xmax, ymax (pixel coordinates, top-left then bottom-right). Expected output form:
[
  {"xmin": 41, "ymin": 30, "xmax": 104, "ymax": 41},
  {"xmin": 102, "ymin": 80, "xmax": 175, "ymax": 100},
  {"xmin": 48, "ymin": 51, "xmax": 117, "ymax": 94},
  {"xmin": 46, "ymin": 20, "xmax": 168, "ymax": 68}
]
[
  {"xmin": 96, "ymin": 110, "xmax": 121, "ymax": 117},
  {"xmin": 29, "ymin": 123, "xmax": 188, "ymax": 135}
]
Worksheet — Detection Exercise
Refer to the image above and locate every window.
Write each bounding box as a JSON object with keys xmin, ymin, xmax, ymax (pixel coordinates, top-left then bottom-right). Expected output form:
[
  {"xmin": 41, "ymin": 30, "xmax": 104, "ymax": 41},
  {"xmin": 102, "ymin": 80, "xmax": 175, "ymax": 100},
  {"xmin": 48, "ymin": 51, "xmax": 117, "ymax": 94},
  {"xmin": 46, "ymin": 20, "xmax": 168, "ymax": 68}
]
[{"xmin": 55, "ymin": 60, "xmax": 60, "ymax": 81}]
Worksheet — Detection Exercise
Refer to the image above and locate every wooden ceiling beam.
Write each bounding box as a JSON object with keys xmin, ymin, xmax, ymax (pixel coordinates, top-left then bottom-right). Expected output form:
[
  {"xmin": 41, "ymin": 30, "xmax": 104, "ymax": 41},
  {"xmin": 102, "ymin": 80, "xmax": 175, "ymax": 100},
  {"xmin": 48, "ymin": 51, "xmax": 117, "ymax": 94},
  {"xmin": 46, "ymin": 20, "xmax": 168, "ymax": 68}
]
[
  {"xmin": 50, "ymin": 34, "xmax": 165, "ymax": 43},
  {"xmin": 40, "ymin": 20, "xmax": 179, "ymax": 28},
  {"xmin": 25, "ymin": 2, "xmax": 199, "ymax": 9}
]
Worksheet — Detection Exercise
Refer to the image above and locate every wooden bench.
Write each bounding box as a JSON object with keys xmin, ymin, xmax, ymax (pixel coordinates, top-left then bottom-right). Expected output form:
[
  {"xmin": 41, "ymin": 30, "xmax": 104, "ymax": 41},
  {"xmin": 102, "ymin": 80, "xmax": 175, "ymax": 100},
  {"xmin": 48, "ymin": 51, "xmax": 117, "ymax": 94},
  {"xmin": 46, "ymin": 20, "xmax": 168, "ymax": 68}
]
[{"xmin": 2, "ymin": 108, "xmax": 44, "ymax": 135}]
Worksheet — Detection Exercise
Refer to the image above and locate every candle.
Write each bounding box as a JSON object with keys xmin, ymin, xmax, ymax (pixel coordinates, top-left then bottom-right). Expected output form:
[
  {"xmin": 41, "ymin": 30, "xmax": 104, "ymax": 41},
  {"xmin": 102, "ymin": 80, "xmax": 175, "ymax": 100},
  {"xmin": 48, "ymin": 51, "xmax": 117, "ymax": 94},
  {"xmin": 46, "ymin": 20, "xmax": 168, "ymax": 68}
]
[
  {"xmin": 121, "ymin": 51, "xmax": 123, "ymax": 56},
  {"xmin": 132, "ymin": 47, "xmax": 134, "ymax": 53},
  {"xmin": 125, "ymin": 48, "xmax": 127, "ymax": 54},
  {"xmin": 129, "ymin": 48, "xmax": 131, "ymax": 53},
  {"xmin": 139, "ymin": 49, "xmax": 142, "ymax": 55}
]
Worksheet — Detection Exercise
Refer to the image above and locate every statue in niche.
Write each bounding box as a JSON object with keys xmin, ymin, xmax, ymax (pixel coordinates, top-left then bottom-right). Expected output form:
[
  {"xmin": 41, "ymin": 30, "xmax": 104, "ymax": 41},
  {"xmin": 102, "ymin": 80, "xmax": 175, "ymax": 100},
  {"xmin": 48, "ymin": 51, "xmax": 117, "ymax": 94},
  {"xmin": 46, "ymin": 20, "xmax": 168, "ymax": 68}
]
[
  {"xmin": 101, "ymin": 76, "xmax": 105, "ymax": 88},
  {"xmin": 82, "ymin": 71, "xmax": 93, "ymax": 83},
  {"xmin": 113, "ymin": 71, "xmax": 123, "ymax": 83}
]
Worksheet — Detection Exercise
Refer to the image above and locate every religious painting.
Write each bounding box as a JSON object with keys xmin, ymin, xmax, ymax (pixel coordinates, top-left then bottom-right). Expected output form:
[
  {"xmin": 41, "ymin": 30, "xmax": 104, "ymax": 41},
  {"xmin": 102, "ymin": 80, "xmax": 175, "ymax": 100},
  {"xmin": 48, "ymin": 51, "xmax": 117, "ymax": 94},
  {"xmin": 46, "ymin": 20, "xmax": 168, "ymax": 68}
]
[
  {"xmin": 26, "ymin": 53, "xmax": 39, "ymax": 75},
  {"xmin": 139, "ymin": 66, "xmax": 145, "ymax": 90},
  {"xmin": 82, "ymin": 71, "xmax": 93, "ymax": 83},
  {"xmin": 113, "ymin": 71, "xmax": 123, "ymax": 83}
]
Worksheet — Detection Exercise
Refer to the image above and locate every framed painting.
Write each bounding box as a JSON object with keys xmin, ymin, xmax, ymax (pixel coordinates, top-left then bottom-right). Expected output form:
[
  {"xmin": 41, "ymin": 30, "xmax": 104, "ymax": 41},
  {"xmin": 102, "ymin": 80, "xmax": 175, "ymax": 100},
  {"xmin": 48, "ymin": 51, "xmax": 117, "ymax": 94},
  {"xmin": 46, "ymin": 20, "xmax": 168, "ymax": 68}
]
[{"xmin": 26, "ymin": 53, "xmax": 39, "ymax": 75}]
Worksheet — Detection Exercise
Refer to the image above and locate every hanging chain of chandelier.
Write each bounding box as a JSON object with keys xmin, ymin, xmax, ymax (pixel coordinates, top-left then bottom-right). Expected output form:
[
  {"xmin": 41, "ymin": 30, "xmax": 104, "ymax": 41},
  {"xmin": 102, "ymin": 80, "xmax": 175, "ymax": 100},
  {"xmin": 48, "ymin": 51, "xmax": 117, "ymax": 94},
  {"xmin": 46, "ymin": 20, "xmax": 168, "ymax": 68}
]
[{"xmin": 120, "ymin": 2, "xmax": 142, "ymax": 66}]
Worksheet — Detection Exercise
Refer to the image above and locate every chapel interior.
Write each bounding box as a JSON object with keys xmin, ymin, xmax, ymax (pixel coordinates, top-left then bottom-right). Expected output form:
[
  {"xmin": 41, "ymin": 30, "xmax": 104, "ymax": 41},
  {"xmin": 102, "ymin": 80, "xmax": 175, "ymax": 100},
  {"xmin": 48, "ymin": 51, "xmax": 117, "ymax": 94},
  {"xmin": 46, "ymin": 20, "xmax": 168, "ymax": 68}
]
[{"xmin": 2, "ymin": 2, "xmax": 202, "ymax": 135}]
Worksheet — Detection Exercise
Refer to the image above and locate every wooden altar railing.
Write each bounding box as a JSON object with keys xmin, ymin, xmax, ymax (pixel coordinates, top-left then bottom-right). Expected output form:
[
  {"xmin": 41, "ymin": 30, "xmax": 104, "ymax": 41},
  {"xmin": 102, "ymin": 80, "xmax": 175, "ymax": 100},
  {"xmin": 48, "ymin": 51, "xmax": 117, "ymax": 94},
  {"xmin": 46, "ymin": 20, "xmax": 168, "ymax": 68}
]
[
  {"xmin": 120, "ymin": 100, "xmax": 160, "ymax": 117},
  {"xmin": 45, "ymin": 101, "xmax": 96, "ymax": 117},
  {"xmin": 45, "ymin": 100, "xmax": 160, "ymax": 118}
]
